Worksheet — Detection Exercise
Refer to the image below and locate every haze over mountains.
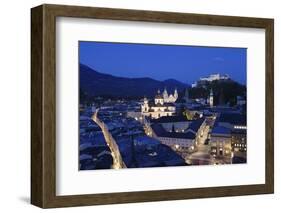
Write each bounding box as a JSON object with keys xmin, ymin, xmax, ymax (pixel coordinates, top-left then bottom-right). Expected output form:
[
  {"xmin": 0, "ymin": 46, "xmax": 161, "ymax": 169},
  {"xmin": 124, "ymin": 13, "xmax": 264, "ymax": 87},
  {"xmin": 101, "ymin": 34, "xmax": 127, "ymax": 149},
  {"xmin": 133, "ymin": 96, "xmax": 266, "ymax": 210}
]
[{"xmin": 79, "ymin": 64, "xmax": 189, "ymax": 99}]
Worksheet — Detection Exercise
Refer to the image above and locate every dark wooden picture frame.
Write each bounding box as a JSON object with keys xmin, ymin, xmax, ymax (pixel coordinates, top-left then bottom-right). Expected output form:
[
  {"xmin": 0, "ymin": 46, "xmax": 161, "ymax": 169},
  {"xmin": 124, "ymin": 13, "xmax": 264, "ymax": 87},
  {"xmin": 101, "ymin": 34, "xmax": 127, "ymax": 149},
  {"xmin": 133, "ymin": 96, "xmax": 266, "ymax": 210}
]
[{"xmin": 31, "ymin": 4, "xmax": 274, "ymax": 208}]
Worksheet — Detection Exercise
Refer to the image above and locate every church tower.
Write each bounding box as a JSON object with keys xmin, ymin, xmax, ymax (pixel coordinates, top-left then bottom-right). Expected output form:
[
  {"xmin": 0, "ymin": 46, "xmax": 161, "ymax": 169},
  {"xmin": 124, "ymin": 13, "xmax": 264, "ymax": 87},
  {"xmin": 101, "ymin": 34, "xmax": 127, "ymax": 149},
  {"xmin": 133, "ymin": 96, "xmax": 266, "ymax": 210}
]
[
  {"xmin": 209, "ymin": 89, "xmax": 214, "ymax": 108},
  {"xmin": 163, "ymin": 88, "xmax": 169, "ymax": 102},
  {"xmin": 174, "ymin": 88, "xmax": 178, "ymax": 101},
  {"xmin": 141, "ymin": 97, "xmax": 149, "ymax": 113}
]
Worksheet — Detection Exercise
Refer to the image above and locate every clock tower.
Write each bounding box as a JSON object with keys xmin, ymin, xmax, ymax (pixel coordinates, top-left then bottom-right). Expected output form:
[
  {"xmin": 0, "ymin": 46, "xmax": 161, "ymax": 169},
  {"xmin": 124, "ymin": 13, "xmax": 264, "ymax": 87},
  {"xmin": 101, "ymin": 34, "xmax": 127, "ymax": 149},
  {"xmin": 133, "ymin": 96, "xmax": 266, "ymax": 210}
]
[{"xmin": 209, "ymin": 89, "xmax": 214, "ymax": 107}]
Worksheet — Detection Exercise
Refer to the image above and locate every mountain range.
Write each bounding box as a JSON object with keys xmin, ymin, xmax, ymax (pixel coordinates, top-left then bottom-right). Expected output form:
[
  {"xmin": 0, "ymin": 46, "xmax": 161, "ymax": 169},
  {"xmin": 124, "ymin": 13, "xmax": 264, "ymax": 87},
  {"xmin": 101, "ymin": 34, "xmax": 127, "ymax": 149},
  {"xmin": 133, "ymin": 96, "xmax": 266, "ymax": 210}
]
[{"xmin": 79, "ymin": 64, "xmax": 189, "ymax": 99}]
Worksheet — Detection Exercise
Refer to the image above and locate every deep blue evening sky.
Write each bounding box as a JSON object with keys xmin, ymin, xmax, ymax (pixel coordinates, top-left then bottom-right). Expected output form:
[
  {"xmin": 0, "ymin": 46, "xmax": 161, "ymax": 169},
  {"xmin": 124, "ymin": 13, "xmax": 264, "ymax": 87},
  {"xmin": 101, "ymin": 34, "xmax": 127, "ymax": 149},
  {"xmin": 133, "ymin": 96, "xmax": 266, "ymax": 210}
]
[{"xmin": 79, "ymin": 41, "xmax": 246, "ymax": 85}]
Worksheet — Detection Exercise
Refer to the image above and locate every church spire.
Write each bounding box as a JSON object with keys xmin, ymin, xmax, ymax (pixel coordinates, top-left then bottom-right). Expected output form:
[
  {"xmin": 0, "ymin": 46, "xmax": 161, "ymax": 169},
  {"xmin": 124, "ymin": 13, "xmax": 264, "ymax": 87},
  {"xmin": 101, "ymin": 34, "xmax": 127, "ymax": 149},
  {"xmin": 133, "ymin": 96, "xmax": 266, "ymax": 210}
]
[
  {"xmin": 163, "ymin": 87, "xmax": 168, "ymax": 101},
  {"xmin": 174, "ymin": 88, "xmax": 178, "ymax": 100}
]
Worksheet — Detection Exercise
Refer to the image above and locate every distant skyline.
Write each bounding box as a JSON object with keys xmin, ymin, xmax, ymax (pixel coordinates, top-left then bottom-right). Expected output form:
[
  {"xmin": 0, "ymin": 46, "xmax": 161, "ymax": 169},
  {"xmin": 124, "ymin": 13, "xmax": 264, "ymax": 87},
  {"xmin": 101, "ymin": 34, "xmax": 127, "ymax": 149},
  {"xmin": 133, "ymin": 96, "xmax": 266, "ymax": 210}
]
[{"xmin": 79, "ymin": 41, "xmax": 247, "ymax": 85}]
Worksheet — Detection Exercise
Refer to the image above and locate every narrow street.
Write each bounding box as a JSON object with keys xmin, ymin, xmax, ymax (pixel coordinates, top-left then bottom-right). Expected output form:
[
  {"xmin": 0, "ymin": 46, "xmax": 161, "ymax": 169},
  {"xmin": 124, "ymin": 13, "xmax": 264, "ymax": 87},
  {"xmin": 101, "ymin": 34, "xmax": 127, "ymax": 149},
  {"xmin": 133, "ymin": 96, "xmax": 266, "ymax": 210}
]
[
  {"xmin": 186, "ymin": 123, "xmax": 214, "ymax": 165},
  {"xmin": 92, "ymin": 109, "xmax": 126, "ymax": 169},
  {"xmin": 187, "ymin": 144, "xmax": 213, "ymax": 165}
]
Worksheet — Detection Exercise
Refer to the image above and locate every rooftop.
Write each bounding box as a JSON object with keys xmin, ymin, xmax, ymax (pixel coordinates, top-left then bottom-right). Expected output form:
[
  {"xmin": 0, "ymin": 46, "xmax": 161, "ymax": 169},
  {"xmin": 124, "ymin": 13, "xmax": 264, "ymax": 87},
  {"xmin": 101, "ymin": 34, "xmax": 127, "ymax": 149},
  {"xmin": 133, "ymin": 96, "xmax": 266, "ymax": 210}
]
[
  {"xmin": 231, "ymin": 128, "xmax": 247, "ymax": 134},
  {"xmin": 218, "ymin": 112, "xmax": 246, "ymax": 126},
  {"xmin": 211, "ymin": 126, "xmax": 231, "ymax": 136},
  {"xmin": 187, "ymin": 117, "xmax": 205, "ymax": 132},
  {"xmin": 134, "ymin": 136, "xmax": 160, "ymax": 146},
  {"xmin": 151, "ymin": 123, "xmax": 196, "ymax": 139},
  {"xmin": 151, "ymin": 115, "xmax": 190, "ymax": 123}
]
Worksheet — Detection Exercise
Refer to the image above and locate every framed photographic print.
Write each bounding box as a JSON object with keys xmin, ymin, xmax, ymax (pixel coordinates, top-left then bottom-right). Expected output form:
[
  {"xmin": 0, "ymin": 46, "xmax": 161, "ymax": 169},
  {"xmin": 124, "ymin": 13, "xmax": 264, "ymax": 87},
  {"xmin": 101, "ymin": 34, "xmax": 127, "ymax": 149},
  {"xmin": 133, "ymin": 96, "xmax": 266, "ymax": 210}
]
[{"xmin": 31, "ymin": 4, "xmax": 274, "ymax": 208}]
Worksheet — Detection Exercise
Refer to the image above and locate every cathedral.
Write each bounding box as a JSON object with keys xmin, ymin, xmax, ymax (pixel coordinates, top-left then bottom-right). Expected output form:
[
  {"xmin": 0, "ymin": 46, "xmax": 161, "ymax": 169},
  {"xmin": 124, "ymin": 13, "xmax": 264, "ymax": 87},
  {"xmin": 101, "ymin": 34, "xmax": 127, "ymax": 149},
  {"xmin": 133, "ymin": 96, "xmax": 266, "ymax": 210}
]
[{"xmin": 141, "ymin": 89, "xmax": 178, "ymax": 119}]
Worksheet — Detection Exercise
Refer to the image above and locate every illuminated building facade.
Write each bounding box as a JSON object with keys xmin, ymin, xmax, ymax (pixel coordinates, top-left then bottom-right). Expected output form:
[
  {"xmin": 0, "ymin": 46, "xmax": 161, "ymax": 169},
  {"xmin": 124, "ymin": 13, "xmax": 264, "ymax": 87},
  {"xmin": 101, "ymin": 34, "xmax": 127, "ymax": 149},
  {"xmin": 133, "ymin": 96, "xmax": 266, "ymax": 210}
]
[{"xmin": 141, "ymin": 89, "xmax": 177, "ymax": 119}]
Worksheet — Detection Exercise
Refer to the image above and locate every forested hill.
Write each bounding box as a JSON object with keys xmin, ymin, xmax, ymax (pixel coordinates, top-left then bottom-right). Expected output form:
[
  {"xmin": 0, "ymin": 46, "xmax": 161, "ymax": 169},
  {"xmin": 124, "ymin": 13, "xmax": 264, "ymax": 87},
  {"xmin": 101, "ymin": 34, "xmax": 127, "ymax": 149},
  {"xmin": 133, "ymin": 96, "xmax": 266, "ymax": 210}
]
[
  {"xmin": 189, "ymin": 79, "xmax": 246, "ymax": 106},
  {"xmin": 80, "ymin": 63, "xmax": 188, "ymax": 100}
]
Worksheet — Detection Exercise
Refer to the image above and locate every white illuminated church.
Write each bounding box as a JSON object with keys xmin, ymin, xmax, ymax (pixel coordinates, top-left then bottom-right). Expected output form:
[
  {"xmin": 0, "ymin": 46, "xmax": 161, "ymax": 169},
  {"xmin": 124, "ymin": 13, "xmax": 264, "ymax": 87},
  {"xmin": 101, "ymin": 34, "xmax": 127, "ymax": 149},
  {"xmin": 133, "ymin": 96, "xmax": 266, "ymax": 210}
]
[{"xmin": 141, "ymin": 89, "xmax": 178, "ymax": 119}]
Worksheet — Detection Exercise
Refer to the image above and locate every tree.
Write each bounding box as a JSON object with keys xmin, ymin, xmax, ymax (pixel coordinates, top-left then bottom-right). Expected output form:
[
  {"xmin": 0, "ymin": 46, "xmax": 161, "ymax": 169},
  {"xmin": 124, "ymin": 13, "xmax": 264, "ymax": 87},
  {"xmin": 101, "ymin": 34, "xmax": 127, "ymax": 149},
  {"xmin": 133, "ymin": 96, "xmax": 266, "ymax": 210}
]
[
  {"xmin": 219, "ymin": 88, "xmax": 225, "ymax": 105},
  {"xmin": 190, "ymin": 79, "xmax": 246, "ymax": 107},
  {"xmin": 183, "ymin": 109, "xmax": 193, "ymax": 120}
]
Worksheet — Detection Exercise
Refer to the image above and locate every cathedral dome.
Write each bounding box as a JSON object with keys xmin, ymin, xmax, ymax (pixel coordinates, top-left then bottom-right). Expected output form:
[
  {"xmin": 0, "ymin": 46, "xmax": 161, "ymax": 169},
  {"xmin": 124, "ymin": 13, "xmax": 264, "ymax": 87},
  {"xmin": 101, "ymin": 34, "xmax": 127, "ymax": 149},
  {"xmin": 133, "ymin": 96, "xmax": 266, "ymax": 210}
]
[
  {"xmin": 155, "ymin": 93, "xmax": 163, "ymax": 99},
  {"xmin": 155, "ymin": 89, "xmax": 163, "ymax": 99}
]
